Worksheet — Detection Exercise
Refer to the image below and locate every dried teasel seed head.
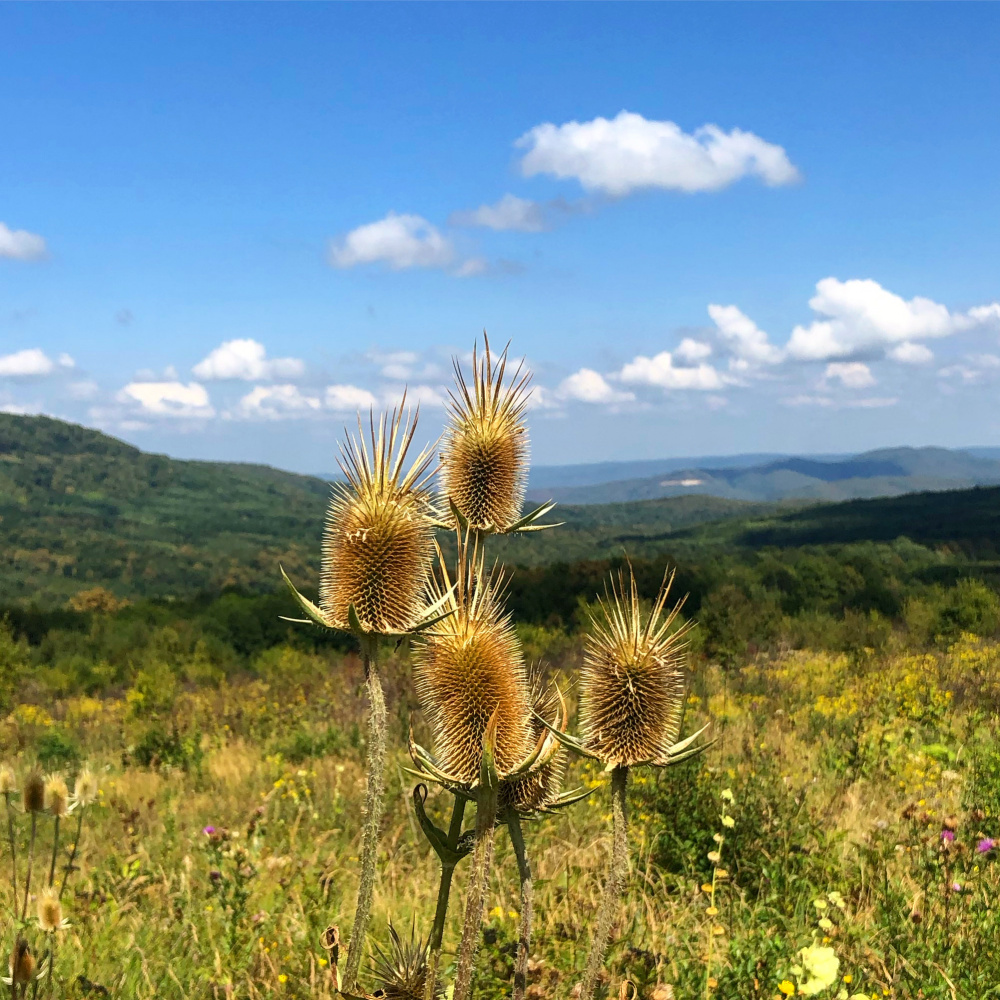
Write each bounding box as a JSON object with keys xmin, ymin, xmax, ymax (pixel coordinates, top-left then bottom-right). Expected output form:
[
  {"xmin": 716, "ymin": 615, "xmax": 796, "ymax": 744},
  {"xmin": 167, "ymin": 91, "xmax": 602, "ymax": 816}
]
[
  {"xmin": 44, "ymin": 774, "xmax": 70, "ymax": 818},
  {"xmin": 23, "ymin": 769, "xmax": 45, "ymax": 813},
  {"xmin": 9, "ymin": 937, "xmax": 34, "ymax": 984},
  {"xmin": 0, "ymin": 764, "xmax": 16, "ymax": 796},
  {"xmin": 73, "ymin": 768, "xmax": 99, "ymax": 807},
  {"xmin": 414, "ymin": 546, "xmax": 533, "ymax": 782},
  {"xmin": 37, "ymin": 888, "xmax": 63, "ymax": 932},
  {"xmin": 320, "ymin": 404, "xmax": 437, "ymax": 635},
  {"xmin": 580, "ymin": 566, "xmax": 689, "ymax": 768},
  {"xmin": 441, "ymin": 337, "xmax": 531, "ymax": 533}
]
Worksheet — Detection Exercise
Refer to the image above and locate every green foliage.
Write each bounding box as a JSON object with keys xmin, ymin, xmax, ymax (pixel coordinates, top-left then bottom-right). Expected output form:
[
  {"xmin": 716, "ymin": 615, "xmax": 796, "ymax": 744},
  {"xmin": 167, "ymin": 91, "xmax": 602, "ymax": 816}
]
[
  {"xmin": 130, "ymin": 724, "xmax": 204, "ymax": 772},
  {"xmin": 35, "ymin": 727, "xmax": 82, "ymax": 770}
]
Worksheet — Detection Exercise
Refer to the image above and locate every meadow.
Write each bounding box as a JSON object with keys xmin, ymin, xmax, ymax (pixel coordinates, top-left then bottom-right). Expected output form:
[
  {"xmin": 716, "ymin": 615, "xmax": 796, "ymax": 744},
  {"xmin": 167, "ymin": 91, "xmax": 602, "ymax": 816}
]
[{"xmin": 3, "ymin": 600, "xmax": 1000, "ymax": 999}]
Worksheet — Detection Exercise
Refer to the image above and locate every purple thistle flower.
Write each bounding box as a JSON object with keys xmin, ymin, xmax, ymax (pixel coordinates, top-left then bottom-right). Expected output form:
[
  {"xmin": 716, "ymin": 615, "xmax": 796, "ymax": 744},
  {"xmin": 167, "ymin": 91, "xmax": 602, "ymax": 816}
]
[
  {"xmin": 941, "ymin": 829, "xmax": 955, "ymax": 842},
  {"xmin": 977, "ymin": 838, "xmax": 995, "ymax": 853},
  {"xmin": 951, "ymin": 881, "xmax": 962, "ymax": 892},
  {"xmin": 203, "ymin": 825, "xmax": 215, "ymax": 835}
]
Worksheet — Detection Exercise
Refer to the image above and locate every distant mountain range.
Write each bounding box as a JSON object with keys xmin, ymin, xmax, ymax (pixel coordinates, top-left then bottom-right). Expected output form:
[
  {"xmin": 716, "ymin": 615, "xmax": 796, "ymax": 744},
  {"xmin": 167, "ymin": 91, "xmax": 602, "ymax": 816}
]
[{"xmin": 525, "ymin": 446, "xmax": 1000, "ymax": 505}]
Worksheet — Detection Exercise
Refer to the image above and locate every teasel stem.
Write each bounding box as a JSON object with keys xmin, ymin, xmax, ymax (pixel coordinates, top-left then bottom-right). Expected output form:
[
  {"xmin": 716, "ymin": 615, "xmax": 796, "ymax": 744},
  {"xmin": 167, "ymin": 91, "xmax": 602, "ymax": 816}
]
[
  {"xmin": 20, "ymin": 813, "xmax": 37, "ymax": 923},
  {"xmin": 424, "ymin": 795, "xmax": 468, "ymax": 1000},
  {"xmin": 505, "ymin": 809, "xmax": 533, "ymax": 1000},
  {"xmin": 58, "ymin": 807, "xmax": 86, "ymax": 902},
  {"xmin": 4, "ymin": 792, "xmax": 16, "ymax": 905},
  {"xmin": 580, "ymin": 765, "xmax": 630, "ymax": 1000},
  {"xmin": 47, "ymin": 817, "xmax": 60, "ymax": 889},
  {"xmin": 453, "ymin": 781, "xmax": 498, "ymax": 1000},
  {"xmin": 342, "ymin": 640, "xmax": 388, "ymax": 994}
]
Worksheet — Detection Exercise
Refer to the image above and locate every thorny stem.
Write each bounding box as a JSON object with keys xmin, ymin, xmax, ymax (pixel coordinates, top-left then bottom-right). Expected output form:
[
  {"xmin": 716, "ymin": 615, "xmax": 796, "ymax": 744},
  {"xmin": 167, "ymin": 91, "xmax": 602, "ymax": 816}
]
[
  {"xmin": 4, "ymin": 792, "xmax": 16, "ymax": 905},
  {"xmin": 47, "ymin": 816, "xmax": 60, "ymax": 888},
  {"xmin": 505, "ymin": 809, "xmax": 534, "ymax": 1000},
  {"xmin": 580, "ymin": 766, "xmax": 629, "ymax": 1000},
  {"xmin": 453, "ymin": 782, "xmax": 498, "ymax": 1000},
  {"xmin": 21, "ymin": 813, "xmax": 38, "ymax": 923},
  {"xmin": 58, "ymin": 808, "xmax": 86, "ymax": 902},
  {"xmin": 342, "ymin": 644, "xmax": 388, "ymax": 994},
  {"xmin": 424, "ymin": 795, "xmax": 468, "ymax": 1000}
]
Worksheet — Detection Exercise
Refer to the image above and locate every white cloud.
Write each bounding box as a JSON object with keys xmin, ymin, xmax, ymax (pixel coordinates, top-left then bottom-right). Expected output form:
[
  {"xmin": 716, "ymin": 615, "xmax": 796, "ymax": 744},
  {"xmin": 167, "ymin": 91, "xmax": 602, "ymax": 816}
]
[
  {"xmin": 232, "ymin": 384, "xmax": 321, "ymax": 420},
  {"xmin": 557, "ymin": 368, "xmax": 635, "ymax": 405},
  {"xmin": 517, "ymin": 111, "xmax": 800, "ymax": 196},
  {"xmin": 619, "ymin": 351, "xmax": 727, "ymax": 391},
  {"xmin": 0, "ymin": 348, "xmax": 61, "ymax": 377},
  {"xmin": 888, "ymin": 342, "xmax": 934, "ymax": 364},
  {"xmin": 330, "ymin": 213, "xmax": 454, "ymax": 270},
  {"xmin": 383, "ymin": 384, "xmax": 448, "ymax": 409},
  {"xmin": 823, "ymin": 362, "xmax": 876, "ymax": 389},
  {"xmin": 675, "ymin": 338, "xmax": 713, "ymax": 363},
  {"xmin": 118, "ymin": 381, "xmax": 215, "ymax": 419},
  {"xmin": 708, "ymin": 304, "xmax": 783, "ymax": 366},
  {"xmin": 326, "ymin": 384, "xmax": 380, "ymax": 411},
  {"xmin": 784, "ymin": 393, "xmax": 897, "ymax": 409},
  {"xmin": 451, "ymin": 194, "xmax": 546, "ymax": 232},
  {"xmin": 368, "ymin": 350, "xmax": 420, "ymax": 380},
  {"xmin": 453, "ymin": 257, "xmax": 489, "ymax": 278},
  {"xmin": 785, "ymin": 278, "xmax": 1000, "ymax": 361},
  {"xmin": 193, "ymin": 339, "xmax": 305, "ymax": 381},
  {"xmin": 0, "ymin": 222, "xmax": 47, "ymax": 261}
]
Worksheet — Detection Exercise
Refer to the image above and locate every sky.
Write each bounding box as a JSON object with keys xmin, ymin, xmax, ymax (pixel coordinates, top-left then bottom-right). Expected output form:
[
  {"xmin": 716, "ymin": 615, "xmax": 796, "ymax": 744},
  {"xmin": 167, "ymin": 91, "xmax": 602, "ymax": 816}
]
[{"xmin": 2, "ymin": 3, "xmax": 1000, "ymax": 474}]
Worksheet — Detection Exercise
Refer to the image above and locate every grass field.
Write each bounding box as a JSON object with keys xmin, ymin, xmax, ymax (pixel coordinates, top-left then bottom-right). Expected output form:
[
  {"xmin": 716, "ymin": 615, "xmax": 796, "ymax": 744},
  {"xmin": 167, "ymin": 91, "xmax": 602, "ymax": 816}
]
[{"xmin": 4, "ymin": 625, "xmax": 1000, "ymax": 999}]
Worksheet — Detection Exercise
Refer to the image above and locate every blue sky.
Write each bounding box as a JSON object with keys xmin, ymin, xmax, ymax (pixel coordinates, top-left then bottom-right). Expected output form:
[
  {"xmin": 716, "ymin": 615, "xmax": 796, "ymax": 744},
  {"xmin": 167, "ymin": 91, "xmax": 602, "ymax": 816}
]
[{"xmin": 2, "ymin": 3, "xmax": 1000, "ymax": 473}]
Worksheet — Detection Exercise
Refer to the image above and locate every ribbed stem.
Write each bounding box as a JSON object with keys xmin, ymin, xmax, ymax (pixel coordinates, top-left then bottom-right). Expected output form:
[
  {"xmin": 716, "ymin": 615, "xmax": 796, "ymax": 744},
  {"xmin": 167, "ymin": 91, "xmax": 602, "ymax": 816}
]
[
  {"xmin": 58, "ymin": 808, "xmax": 86, "ymax": 901},
  {"xmin": 47, "ymin": 816, "xmax": 60, "ymax": 888},
  {"xmin": 342, "ymin": 645, "xmax": 388, "ymax": 993},
  {"xmin": 21, "ymin": 813, "xmax": 37, "ymax": 923},
  {"xmin": 505, "ymin": 810, "xmax": 533, "ymax": 1000},
  {"xmin": 453, "ymin": 784, "xmax": 498, "ymax": 1000},
  {"xmin": 4, "ymin": 793, "xmax": 16, "ymax": 904},
  {"xmin": 580, "ymin": 766, "xmax": 629, "ymax": 1000},
  {"xmin": 424, "ymin": 796, "xmax": 468, "ymax": 1000}
]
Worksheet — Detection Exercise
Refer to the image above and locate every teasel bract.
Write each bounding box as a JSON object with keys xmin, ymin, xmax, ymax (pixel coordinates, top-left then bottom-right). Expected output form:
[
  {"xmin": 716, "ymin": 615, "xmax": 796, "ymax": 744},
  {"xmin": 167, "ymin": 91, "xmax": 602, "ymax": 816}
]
[
  {"xmin": 280, "ymin": 403, "xmax": 450, "ymax": 994},
  {"xmin": 544, "ymin": 566, "xmax": 712, "ymax": 1000},
  {"xmin": 441, "ymin": 336, "xmax": 556, "ymax": 537}
]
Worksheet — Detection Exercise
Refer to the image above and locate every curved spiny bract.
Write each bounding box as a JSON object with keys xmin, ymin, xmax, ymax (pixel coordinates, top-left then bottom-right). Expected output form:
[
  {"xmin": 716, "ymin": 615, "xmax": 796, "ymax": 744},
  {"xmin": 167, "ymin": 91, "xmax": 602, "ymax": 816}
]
[
  {"xmin": 579, "ymin": 566, "xmax": 690, "ymax": 769},
  {"xmin": 320, "ymin": 404, "xmax": 437, "ymax": 635},
  {"xmin": 441, "ymin": 336, "xmax": 531, "ymax": 534},
  {"xmin": 413, "ymin": 550, "xmax": 534, "ymax": 783}
]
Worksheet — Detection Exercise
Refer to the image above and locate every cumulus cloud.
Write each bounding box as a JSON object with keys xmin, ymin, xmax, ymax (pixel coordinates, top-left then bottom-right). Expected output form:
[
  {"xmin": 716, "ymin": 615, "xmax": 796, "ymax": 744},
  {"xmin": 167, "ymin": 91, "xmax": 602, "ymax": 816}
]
[
  {"xmin": 517, "ymin": 111, "xmax": 800, "ymax": 196},
  {"xmin": 823, "ymin": 362, "xmax": 876, "ymax": 389},
  {"xmin": 708, "ymin": 304, "xmax": 783, "ymax": 367},
  {"xmin": 0, "ymin": 222, "xmax": 47, "ymax": 261},
  {"xmin": 785, "ymin": 278, "xmax": 1000, "ymax": 361},
  {"xmin": 675, "ymin": 338, "xmax": 713, "ymax": 363},
  {"xmin": 325, "ymin": 384, "xmax": 380, "ymax": 411},
  {"xmin": 0, "ymin": 348, "xmax": 73, "ymax": 378},
  {"xmin": 557, "ymin": 368, "xmax": 635, "ymax": 405},
  {"xmin": 232, "ymin": 385, "xmax": 321, "ymax": 420},
  {"xmin": 619, "ymin": 351, "xmax": 727, "ymax": 391},
  {"xmin": 193, "ymin": 339, "xmax": 305, "ymax": 381},
  {"xmin": 117, "ymin": 381, "xmax": 215, "ymax": 419},
  {"xmin": 888, "ymin": 342, "xmax": 934, "ymax": 365},
  {"xmin": 451, "ymin": 194, "xmax": 546, "ymax": 232},
  {"xmin": 382, "ymin": 384, "xmax": 448, "ymax": 409},
  {"xmin": 330, "ymin": 213, "xmax": 454, "ymax": 270}
]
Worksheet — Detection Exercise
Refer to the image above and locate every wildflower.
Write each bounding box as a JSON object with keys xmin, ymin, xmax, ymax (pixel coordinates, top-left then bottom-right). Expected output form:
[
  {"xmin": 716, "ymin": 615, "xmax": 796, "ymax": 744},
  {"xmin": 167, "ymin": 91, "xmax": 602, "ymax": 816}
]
[
  {"xmin": 721, "ymin": 788, "xmax": 734, "ymax": 802},
  {"xmin": 707, "ymin": 850, "xmax": 721, "ymax": 863},
  {"xmin": 73, "ymin": 768, "xmax": 99, "ymax": 807},
  {"xmin": 722, "ymin": 815, "xmax": 735, "ymax": 828},
  {"xmin": 23, "ymin": 770, "xmax": 45, "ymax": 813},
  {"xmin": 778, "ymin": 983, "xmax": 795, "ymax": 997},
  {"xmin": 37, "ymin": 888, "xmax": 64, "ymax": 932},
  {"xmin": 818, "ymin": 918, "xmax": 833, "ymax": 931},
  {"xmin": 0, "ymin": 765, "xmax": 15, "ymax": 795},
  {"xmin": 203, "ymin": 826, "xmax": 216, "ymax": 835},
  {"xmin": 827, "ymin": 891, "xmax": 846, "ymax": 910},
  {"xmin": 44, "ymin": 774, "xmax": 70, "ymax": 818},
  {"xmin": 813, "ymin": 898, "xmax": 828, "ymax": 911},
  {"xmin": 794, "ymin": 944, "xmax": 840, "ymax": 996},
  {"xmin": 977, "ymin": 838, "xmax": 995, "ymax": 853},
  {"xmin": 940, "ymin": 829, "xmax": 955, "ymax": 843}
]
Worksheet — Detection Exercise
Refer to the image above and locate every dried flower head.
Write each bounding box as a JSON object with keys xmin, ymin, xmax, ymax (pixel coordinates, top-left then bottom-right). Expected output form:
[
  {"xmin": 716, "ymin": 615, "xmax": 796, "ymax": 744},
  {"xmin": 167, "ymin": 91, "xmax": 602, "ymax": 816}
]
[
  {"xmin": 44, "ymin": 774, "xmax": 70, "ymax": 818},
  {"xmin": 73, "ymin": 768, "xmax": 99, "ymax": 807},
  {"xmin": 441, "ymin": 338, "xmax": 531, "ymax": 533},
  {"xmin": 8, "ymin": 937, "xmax": 34, "ymax": 985},
  {"xmin": 579, "ymin": 567, "xmax": 690, "ymax": 768},
  {"xmin": 317, "ymin": 405, "xmax": 437, "ymax": 636},
  {"xmin": 23, "ymin": 770, "xmax": 45, "ymax": 813},
  {"xmin": 37, "ymin": 888, "xmax": 63, "ymax": 932},
  {"xmin": 414, "ymin": 544, "xmax": 533, "ymax": 782},
  {"xmin": 370, "ymin": 921, "xmax": 443, "ymax": 1000},
  {"xmin": 0, "ymin": 765, "xmax": 16, "ymax": 796}
]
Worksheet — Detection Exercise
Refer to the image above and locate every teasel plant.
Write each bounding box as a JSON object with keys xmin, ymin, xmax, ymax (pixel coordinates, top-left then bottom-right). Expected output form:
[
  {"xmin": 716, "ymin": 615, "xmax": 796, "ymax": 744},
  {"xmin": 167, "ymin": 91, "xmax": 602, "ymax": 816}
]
[
  {"xmin": 280, "ymin": 402, "xmax": 455, "ymax": 994},
  {"xmin": 540, "ymin": 566, "xmax": 713, "ymax": 1000}
]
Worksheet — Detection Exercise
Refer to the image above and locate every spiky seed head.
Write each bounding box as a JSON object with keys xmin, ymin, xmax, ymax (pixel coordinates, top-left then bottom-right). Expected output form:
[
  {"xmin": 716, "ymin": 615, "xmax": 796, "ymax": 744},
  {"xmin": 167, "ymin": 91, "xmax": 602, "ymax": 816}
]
[
  {"xmin": 0, "ymin": 765, "xmax": 15, "ymax": 795},
  {"xmin": 74, "ymin": 768, "xmax": 99, "ymax": 807},
  {"xmin": 502, "ymin": 670, "xmax": 568, "ymax": 814},
  {"xmin": 23, "ymin": 770, "xmax": 45, "ymax": 813},
  {"xmin": 580, "ymin": 567, "xmax": 689, "ymax": 768},
  {"xmin": 370, "ymin": 922, "xmax": 443, "ymax": 1000},
  {"xmin": 320, "ymin": 405, "xmax": 436, "ymax": 635},
  {"xmin": 37, "ymin": 888, "xmax": 63, "ymax": 932},
  {"xmin": 441, "ymin": 337, "xmax": 531, "ymax": 533},
  {"xmin": 414, "ymin": 547, "xmax": 533, "ymax": 783},
  {"xmin": 44, "ymin": 774, "xmax": 70, "ymax": 818},
  {"xmin": 9, "ymin": 937, "xmax": 34, "ymax": 984}
]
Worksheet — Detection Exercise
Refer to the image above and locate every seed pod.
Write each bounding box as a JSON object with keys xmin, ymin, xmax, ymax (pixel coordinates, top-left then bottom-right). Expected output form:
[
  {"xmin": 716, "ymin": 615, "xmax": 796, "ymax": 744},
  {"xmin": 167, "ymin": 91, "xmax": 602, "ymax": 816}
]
[
  {"xmin": 9, "ymin": 937, "xmax": 34, "ymax": 984},
  {"xmin": 320, "ymin": 405, "xmax": 436, "ymax": 635},
  {"xmin": 414, "ymin": 547, "xmax": 533, "ymax": 782},
  {"xmin": 580, "ymin": 567, "xmax": 689, "ymax": 768},
  {"xmin": 37, "ymin": 888, "xmax": 63, "ymax": 932},
  {"xmin": 23, "ymin": 770, "xmax": 45, "ymax": 814},
  {"xmin": 441, "ymin": 338, "xmax": 531, "ymax": 533},
  {"xmin": 0, "ymin": 764, "xmax": 15, "ymax": 795},
  {"xmin": 44, "ymin": 774, "xmax": 70, "ymax": 818}
]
